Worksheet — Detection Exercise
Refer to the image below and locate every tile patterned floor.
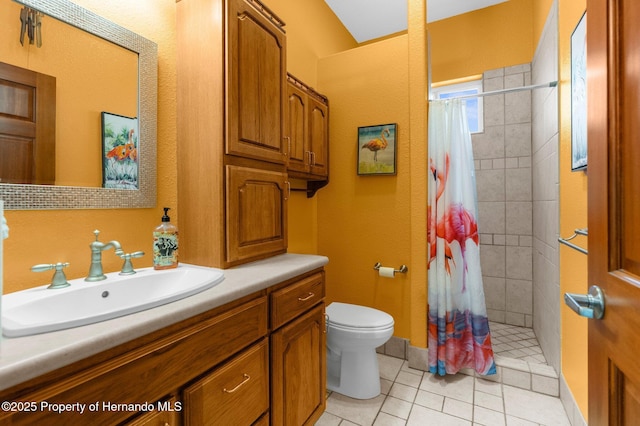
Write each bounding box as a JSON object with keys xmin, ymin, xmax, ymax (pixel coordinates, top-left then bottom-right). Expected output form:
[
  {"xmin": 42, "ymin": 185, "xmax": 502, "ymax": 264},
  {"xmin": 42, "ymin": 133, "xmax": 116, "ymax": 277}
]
[
  {"xmin": 489, "ymin": 322, "xmax": 548, "ymax": 365},
  {"xmin": 316, "ymin": 354, "xmax": 570, "ymax": 425}
]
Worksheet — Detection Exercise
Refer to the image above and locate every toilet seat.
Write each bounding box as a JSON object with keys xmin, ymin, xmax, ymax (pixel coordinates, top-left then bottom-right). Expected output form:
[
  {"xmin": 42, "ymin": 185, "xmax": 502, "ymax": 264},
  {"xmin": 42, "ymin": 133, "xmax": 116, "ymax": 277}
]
[{"xmin": 326, "ymin": 302, "xmax": 394, "ymax": 331}]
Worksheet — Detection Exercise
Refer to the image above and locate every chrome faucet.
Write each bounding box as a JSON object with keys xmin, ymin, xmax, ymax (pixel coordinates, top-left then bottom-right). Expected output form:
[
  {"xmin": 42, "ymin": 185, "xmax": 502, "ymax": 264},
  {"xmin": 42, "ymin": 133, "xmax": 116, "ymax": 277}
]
[{"xmin": 85, "ymin": 230, "xmax": 124, "ymax": 282}]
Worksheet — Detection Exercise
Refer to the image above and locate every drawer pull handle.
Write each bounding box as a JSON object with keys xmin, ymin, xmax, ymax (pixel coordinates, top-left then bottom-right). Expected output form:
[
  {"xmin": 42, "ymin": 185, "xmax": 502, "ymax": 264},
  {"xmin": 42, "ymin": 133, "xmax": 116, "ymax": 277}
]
[
  {"xmin": 298, "ymin": 292, "xmax": 315, "ymax": 301},
  {"xmin": 223, "ymin": 373, "xmax": 251, "ymax": 393}
]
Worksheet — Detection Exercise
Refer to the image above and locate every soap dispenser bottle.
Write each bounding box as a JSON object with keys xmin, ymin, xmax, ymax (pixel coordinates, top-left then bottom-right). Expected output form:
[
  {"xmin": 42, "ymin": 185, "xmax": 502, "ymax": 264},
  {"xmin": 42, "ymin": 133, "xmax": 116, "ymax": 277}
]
[{"xmin": 153, "ymin": 207, "xmax": 178, "ymax": 270}]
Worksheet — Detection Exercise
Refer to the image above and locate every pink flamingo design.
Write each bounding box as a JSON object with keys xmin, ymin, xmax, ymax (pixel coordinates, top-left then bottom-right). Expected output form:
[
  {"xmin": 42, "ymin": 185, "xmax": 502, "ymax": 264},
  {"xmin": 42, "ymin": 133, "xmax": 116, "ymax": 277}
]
[{"xmin": 428, "ymin": 153, "xmax": 479, "ymax": 292}]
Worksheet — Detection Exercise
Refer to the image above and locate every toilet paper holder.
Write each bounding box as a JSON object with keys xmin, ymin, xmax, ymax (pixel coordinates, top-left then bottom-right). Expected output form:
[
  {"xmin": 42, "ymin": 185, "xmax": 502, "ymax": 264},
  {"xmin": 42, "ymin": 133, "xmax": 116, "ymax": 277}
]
[{"xmin": 373, "ymin": 262, "xmax": 408, "ymax": 274}]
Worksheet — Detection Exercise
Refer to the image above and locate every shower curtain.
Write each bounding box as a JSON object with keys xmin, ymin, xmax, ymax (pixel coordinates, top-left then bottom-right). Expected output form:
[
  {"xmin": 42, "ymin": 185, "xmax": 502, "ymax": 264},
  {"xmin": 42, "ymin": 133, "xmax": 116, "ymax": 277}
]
[{"xmin": 427, "ymin": 99, "xmax": 496, "ymax": 376}]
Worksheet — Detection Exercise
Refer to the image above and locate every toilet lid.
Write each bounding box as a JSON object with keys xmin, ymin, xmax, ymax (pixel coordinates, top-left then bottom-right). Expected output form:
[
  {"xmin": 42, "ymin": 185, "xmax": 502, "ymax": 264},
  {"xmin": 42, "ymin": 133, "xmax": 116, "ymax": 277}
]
[{"xmin": 326, "ymin": 302, "xmax": 394, "ymax": 329}]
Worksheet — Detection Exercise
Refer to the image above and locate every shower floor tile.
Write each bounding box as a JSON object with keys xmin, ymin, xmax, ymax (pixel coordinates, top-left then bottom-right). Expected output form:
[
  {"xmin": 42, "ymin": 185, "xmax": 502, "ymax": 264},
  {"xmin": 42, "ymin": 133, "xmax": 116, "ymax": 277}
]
[{"xmin": 489, "ymin": 322, "xmax": 548, "ymax": 365}]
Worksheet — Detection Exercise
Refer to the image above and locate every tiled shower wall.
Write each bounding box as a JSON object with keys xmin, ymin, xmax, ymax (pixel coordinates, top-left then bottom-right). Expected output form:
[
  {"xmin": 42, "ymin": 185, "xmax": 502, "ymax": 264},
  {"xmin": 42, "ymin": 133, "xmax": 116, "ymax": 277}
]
[
  {"xmin": 531, "ymin": 1, "xmax": 560, "ymax": 373},
  {"xmin": 474, "ymin": 64, "xmax": 533, "ymax": 327}
]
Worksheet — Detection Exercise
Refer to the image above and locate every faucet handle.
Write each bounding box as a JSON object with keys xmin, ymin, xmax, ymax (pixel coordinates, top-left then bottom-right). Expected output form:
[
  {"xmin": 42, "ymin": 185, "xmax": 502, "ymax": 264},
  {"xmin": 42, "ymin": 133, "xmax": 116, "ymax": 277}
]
[
  {"xmin": 92, "ymin": 229, "xmax": 100, "ymax": 241},
  {"xmin": 32, "ymin": 262, "xmax": 71, "ymax": 289},
  {"xmin": 118, "ymin": 251, "xmax": 145, "ymax": 275}
]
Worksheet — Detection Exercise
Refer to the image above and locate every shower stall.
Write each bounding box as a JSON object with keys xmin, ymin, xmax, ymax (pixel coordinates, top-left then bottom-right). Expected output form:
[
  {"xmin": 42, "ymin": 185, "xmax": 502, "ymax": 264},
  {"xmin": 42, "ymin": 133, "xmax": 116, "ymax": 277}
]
[{"xmin": 472, "ymin": 4, "xmax": 560, "ymax": 375}]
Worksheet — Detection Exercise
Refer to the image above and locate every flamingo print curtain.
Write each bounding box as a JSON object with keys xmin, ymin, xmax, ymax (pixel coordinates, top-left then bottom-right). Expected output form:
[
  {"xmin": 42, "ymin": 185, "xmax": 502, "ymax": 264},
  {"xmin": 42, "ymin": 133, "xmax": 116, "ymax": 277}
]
[{"xmin": 427, "ymin": 99, "xmax": 496, "ymax": 376}]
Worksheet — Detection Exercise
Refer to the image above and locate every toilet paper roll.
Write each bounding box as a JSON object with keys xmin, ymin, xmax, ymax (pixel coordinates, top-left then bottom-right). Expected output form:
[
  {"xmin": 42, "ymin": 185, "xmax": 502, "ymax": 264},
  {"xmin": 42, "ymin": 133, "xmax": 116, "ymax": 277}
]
[{"xmin": 379, "ymin": 266, "xmax": 395, "ymax": 278}]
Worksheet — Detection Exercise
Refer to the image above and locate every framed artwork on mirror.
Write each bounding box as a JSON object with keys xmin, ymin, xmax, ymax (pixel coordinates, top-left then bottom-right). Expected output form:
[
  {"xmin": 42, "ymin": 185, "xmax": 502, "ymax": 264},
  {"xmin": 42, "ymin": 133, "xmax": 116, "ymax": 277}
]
[{"xmin": 101, "ymin": 112, "xmax": 139, "ymax": 189}]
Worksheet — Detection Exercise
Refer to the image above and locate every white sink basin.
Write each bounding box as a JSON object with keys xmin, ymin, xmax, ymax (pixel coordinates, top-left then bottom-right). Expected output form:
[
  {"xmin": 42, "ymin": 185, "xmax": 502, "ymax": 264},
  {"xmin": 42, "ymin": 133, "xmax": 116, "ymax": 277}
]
[{"xmin": 2, "ymin": 264, "xmax": 224, "ymax": 337}]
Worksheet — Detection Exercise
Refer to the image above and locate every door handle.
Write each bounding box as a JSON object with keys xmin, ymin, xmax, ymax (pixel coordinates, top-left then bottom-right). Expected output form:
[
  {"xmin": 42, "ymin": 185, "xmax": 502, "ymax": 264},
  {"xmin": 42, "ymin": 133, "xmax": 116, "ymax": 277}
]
[{"xmin": 564, "ymin": 285, "xmax": 604, "ymax": 319}]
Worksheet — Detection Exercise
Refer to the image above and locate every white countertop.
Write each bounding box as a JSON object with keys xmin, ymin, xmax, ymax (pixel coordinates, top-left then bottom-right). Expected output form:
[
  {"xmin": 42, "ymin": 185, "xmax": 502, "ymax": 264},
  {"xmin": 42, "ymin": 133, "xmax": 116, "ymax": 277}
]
[{"xmin": 0, "ymin": 253, "xmax": 328, "ymax": 392}]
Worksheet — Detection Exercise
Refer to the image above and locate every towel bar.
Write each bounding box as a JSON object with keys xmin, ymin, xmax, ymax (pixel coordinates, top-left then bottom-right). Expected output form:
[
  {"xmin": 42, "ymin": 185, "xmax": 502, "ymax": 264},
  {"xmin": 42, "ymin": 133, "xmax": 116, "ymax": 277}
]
[{"xmin": 558, "ymin": 228, "xmax": 588, "ymax": 255}]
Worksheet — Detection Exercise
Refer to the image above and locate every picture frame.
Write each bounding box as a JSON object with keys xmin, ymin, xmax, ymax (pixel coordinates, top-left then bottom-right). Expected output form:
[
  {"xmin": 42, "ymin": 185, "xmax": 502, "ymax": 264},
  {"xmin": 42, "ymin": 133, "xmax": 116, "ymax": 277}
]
[
  {"xmin": 357, "ymin": 123, "xmax": 397, "ymax": 176},
  {"xmin": 571, "ymin": 11, "xmax": 587, "ymax": 171},
  {"xmin": 101, "ymin": 112, "xmax": 139, "ymax": 189}
]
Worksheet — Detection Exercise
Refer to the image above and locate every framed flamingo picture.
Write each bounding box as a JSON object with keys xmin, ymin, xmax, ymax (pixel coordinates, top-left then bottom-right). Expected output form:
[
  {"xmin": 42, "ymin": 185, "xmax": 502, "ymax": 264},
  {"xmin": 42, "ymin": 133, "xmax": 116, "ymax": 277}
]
[
  {"xmin": 101, "ymin": 112, "xmax": 139, "ymax": 189},
  {"xmin": 357, "ymin": 123, "xmax": 397, "ymax": 175}
]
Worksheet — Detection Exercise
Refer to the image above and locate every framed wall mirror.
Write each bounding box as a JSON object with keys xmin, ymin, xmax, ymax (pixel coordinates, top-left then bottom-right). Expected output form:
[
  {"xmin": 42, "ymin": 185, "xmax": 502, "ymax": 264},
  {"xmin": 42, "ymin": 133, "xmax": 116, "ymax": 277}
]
[{"xmin": 0, "ymin": 0, "xmax": 157, "ymax": 209}]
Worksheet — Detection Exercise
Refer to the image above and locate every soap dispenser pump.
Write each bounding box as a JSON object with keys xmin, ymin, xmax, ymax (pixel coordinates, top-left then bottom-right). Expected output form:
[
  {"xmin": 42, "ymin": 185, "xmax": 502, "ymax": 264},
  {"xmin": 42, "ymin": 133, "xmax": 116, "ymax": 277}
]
[{"xmin": 153, "ymin": 207, "xmax": 178, "ymax": 270}]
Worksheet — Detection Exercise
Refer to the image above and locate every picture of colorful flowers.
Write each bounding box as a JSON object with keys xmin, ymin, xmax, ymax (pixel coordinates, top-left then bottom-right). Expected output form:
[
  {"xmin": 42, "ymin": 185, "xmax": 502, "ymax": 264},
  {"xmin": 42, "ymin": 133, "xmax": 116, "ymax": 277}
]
[{"xmin": 101, "ymin": 112, "xmax": 139, "ymax": 189}]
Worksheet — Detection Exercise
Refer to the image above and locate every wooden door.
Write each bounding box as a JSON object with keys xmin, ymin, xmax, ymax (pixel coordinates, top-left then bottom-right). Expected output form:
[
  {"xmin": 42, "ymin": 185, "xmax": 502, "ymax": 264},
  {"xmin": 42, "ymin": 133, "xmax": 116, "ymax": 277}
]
[
  {"xmin": 587, "ymin": 0, "xmax": 640, "ymax": 423},
  {"xmin": 271, "ymin": 304, "xmax": 326, "ymax": 426},
  {"xmin": 286, "ymin": 81, "xmax": 308, "ymax": 174},
  {"xmin": 227, "ymin": 0, "xmax": 286, "ymax": 164},
  {"xmin": 0, "ymin": 62, "xmax": 55, "ymax": 184},
  {"xmin": 308, "ymin": 97, "xmax": 329, "ymax": 177}
]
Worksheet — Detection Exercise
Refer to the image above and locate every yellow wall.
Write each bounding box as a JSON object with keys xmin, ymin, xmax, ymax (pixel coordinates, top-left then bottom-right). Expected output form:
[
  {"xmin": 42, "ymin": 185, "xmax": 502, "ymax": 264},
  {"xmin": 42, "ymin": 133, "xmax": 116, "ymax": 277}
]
[
  {"xmin": 266, "ymin": 0, "xmax": 356, "ymax": 255},
  {"xmin": 428, "ymin": 0, "xmax": 534, "ymax": 83},
  {"xmin": 407, "ymin": 0, "xmax": 429, "ymax": 348},
  {"xmin": 267, "ymin": 0, "xmax": 356, "ymax": 87},
  {"xmin": 317, "ymin": 36, "xmax": 413, "ymax": 339},
  {"xmin": 559, "ymin": 0, "xmax": 589, "ymax": 418},
  {"xmin": 3, "ymin": 0, "xmax": 176, "ymax": 294},
  {"xmin": 0, "ymin": 0, "xmax": 138, "ymax": 187}
]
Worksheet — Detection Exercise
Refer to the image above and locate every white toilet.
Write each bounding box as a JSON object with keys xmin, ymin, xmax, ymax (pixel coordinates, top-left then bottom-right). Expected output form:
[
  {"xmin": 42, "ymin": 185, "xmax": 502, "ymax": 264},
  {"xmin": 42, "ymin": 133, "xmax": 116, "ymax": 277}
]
[{"xmin": 326, "ymin": 302, "xmax": 395, "ymax": 399}]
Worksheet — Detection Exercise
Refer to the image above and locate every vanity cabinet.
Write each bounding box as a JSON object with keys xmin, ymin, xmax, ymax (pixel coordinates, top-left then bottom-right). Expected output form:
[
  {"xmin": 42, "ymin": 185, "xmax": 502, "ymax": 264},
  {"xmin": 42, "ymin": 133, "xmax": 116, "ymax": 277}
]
[
  {"xmin": 0, "ymin": 294, "xmax": 268, "ymax": 425},
  {"xmin": 286, "ymin": 74, "xmax": 330, "ymax": 196},
  {"xmin": 0, "ymin": 268, "xmax": 326, "ymax": 426},
  {"xmin": 177, "ymin": 0, "xmax": 288, "ymax": 269}
]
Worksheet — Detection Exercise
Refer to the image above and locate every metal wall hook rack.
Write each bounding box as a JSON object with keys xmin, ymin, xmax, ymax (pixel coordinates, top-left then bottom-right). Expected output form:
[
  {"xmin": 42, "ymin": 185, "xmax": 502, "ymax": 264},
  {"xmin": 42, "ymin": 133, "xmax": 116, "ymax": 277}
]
[
  {"xmin": 373, "ymin": 262, "xmax": 409, "ymax": 273},
  {"xmin": 558, "ymin": 228, "xmax": 588, "ymax": 255}
]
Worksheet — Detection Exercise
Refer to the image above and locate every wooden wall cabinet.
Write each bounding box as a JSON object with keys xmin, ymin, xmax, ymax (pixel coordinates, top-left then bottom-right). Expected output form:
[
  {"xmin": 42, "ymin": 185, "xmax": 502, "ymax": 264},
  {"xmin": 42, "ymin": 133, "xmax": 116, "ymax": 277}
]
[
  {"xmin": 0, "ymin": 269, "xmax": 326, "ymax": 426},
  {"xmin": 177, "ymin": 0, "xmax": 288, "ymax": 268},
  {"xmin": 286, "ymin": 74, "xmax": 330, "ymax": 197}
]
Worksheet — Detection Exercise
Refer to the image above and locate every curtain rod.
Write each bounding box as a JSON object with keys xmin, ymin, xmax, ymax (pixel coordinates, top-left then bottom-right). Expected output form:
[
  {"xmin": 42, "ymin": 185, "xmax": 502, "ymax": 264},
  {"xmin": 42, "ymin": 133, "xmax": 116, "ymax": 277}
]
[{"xmin": 437, "ymin": 81, "xmax": 558, "ymax": 100}]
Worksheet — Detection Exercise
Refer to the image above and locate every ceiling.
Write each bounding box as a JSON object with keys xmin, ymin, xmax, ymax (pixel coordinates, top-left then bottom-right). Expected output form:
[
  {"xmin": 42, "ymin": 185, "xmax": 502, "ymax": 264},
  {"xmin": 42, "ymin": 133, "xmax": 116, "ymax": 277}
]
[{"xmin": 324, "ymin": 0, "xmax": 509, "ymax": 43}]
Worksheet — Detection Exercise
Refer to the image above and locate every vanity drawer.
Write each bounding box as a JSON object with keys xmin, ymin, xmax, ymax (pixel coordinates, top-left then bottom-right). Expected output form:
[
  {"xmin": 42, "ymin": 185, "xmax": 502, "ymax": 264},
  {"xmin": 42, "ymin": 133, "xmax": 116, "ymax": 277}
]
[
  {"xmin": 271, "ymin": 271, "xmax": 325, "ymax": 329},
  {"xmin": 183, "ymin": 339, "xmax": 269, "ymax": 426}
]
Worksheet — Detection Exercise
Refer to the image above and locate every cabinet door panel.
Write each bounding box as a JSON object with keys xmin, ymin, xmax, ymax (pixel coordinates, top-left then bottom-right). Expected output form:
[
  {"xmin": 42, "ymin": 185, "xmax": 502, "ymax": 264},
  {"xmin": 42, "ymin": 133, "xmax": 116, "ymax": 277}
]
[
  {"xmin": 228, "ymin": 0, "xmax": 286, "ymax": 164},
  {"xmin": 286, "ymin": 84, "xmax": 307, "ymax": 173},
  {"xmin": 271, "ymin": 304, "xmax": 326, "ymax": 426},
  {"xmin": 308, "ymin": 98, "xmax": 328, "ymax": 177},
  {"xmin": 226, "ymin": 165, "xmax": 287, "ymax": 263}
]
